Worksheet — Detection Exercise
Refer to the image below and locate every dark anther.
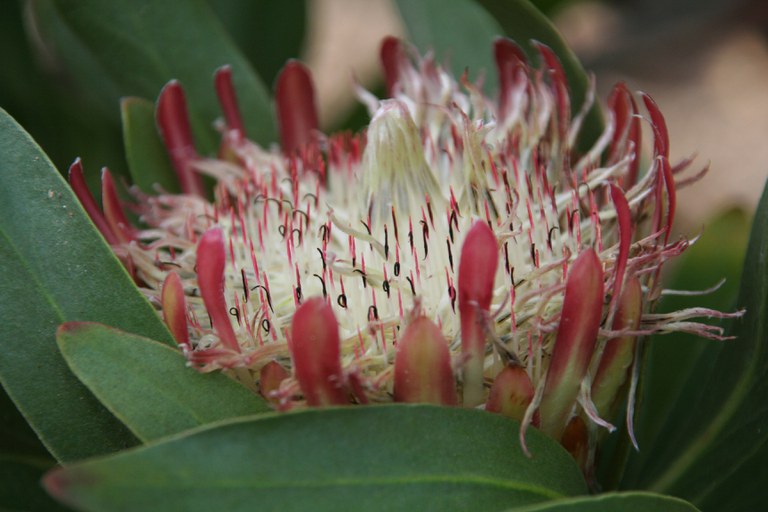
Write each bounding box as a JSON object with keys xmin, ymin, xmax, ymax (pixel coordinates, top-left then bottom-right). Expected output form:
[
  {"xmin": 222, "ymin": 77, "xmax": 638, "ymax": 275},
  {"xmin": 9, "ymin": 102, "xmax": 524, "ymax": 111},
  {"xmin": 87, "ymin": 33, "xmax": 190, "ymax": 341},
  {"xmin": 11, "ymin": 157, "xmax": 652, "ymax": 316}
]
[
  {"xmin": 504, "ymin": 242, "xmax": 511, "ymax": 274},
  {"xmin": 354, "ymin": 268, "xmax": 368, "ymax": 288},
  {"xmin": 337, "ymin": 294, "xmax": 348, "ymax": 308},
  {"xmin": 382, "ymin": 279, "xmax": 390, "ymax": 298},
  {"xmin": 314, "ymin": 274, "xmax": 327, "ymax": 298},
  {"xmin": 530, "ymin": 243, "xmax": 536, "ymax": 265},
  {"xmin": 406, "ymin": 275, "xmax": 416, "ymax": 295},
  {"xmin": 391, "ymin": 208, "xmax": 399, "ymax": 242},
  {"xmin": 292, "ymin": 228, "xmax": 302, "ymax": 245},
  {"xmin": 250, "ymin": 284, "xmax": 274, "ymax": 312},
  {"xmin": 384, "ymin": 227, "xmax": 389, "ymax": 261},
  {"xmin": 368, "ymin": 305, "xmax": 379, "ymax": 321},
  {"xmin": 278, "ymin": 224, "xmax": 287, "ymax": 238},
  {"xmin": 261, "ymin": 318, "xmax": 271, "ymax": 334},
  {"xmin": 295, "ymin": 286, "xmax": 302, "ymax": 302},
  {"xmin": 316, "ymin": 247, "xmax": 326, "ymax": 270},
  {"xmin": 241, "ymin": 269, "xmax": 248, "ymax": 301},
  {"xmin": 446, "ymin": 238, "xmax": 454, "ymax": 272},
  {"xmin": 569, "ymin": 210, "xmax": 579, "ymax": 232},
  {"xmin": 229, "ymin": 307, "xmax": 241, "ymax": 325},
  {"xmin": 319, "ymin": 224, "xmax": 328, "ymax": 242},
  {"xmin": 408, "ymin": 229, "xmax": 414, "ymax": 251},
  {"xmin": 360, "ymin": 220, "xmax": 372, "ymax": 235},
  {"xmin": 548, "ymin": 226, "xmax": 559, "ymax": 249},
  {"xmin": 394, "ymin": 261, "xmax": 400, "ymax": 276},
  {"xmin": 448, "ymin": 284, "xmax": 456, "ymax": 313}
]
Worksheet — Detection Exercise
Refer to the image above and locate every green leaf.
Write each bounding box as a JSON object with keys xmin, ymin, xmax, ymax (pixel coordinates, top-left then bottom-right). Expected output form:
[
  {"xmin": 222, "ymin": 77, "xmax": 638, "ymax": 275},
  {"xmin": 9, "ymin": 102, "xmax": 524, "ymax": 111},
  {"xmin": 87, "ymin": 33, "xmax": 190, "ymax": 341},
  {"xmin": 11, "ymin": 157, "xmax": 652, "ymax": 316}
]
[
  {"xmin": 0, "ymin": 456, "xmax": 72, "ymax": 512},
  {"xmin": 618, "ymin": 182, "xmax": 768, "ymax": 509},
  {"xmin": 600, "ymin": 209, "xmax": 750, "ymax": 489},
  {"xmin": 208, "ymin": 0, "xmax": 308, "ymax": 87},
  {"xmin": 395, "ymin": 0, "xmax": 603, "ymax": 150},
  {"xmin": 506, "ymin": 491, "xmax": 700, "ymax": 511},
  {"xmin": 45, "ymin": 406, "xmax": 587, "ymax": 511},
  {"xmin": 33, "ymin": 0, "xmax": 276, "ymax": 154},
  {"xmin": 0, "ymin": 108, "xmax": 173, "ymax": 462},
  {"xmin": 57, "ymin": 322, "xmax": 271, "ymax": 442},
  {"xmin": 120, "ymin": 97, "xmax": 180, "ymax": 194}
]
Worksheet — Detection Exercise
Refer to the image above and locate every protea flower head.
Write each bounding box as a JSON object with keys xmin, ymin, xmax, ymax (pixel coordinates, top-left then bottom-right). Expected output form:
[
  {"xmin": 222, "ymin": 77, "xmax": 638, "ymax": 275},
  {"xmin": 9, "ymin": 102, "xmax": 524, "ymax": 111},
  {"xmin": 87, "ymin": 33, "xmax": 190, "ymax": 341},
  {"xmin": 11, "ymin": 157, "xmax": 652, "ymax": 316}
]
[{"xmin": 69, "ymin": 37, "xmax": 740, "ymax": 462}]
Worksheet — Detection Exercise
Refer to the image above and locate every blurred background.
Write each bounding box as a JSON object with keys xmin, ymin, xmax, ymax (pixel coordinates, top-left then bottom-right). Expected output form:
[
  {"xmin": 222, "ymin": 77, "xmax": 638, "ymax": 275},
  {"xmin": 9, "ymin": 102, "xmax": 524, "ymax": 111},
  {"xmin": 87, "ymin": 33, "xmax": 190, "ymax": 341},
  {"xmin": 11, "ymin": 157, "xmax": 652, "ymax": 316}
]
[{"xmin": 1, "ymin": 0, "xmax": 766, "ymax": 231}]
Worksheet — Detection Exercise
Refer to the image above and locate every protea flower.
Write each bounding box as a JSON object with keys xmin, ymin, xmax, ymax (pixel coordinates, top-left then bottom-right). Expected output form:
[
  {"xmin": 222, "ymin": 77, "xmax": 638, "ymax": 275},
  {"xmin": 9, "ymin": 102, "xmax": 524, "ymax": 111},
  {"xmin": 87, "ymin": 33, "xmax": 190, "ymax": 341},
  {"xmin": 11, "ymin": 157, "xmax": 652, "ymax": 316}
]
[{"xmin": 68, "ymin": 37, "xmax": 739, "ymax": 464}]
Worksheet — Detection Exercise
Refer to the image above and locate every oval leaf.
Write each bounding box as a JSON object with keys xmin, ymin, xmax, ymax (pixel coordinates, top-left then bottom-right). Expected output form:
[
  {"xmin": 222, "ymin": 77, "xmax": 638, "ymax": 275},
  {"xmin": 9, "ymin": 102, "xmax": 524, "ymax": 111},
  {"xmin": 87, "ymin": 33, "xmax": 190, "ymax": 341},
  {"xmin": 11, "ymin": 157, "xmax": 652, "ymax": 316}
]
[
  {"xmin": 506, "ymin": 491, "xmax": 700, "ymax": 512},
  {"xmin": 121, "ymin": 97, "xmax": 180, "ymax": 194},
  {"xmin": 0, "ymin": 108, "xmax": 173, "ymax": 462},
  {"xmin": 45, "ymin": 406, "xmax": 587, "ymax": 511},
  {"xmin": 57, "ymin": 322, "xmax": 271, "ymax": 442},
  {"xmin": 33, "ymin": 0, "xmax": 275, "ymax": 153}
]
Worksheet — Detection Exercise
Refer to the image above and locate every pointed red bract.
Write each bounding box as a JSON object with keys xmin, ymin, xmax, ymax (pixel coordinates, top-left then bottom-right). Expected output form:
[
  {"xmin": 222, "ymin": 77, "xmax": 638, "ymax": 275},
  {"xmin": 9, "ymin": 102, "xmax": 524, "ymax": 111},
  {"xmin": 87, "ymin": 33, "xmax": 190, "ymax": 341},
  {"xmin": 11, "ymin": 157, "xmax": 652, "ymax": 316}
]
[
  {"xmin": 609, "ymin": 184, "xmax": 632, "ymax": 308},
  {"xmin": 214, "ymin": 65, "xmax": 245, "ymax": 141},
  {"xmin": 592, "ymin": 277, "xmax": 642, "ymax": 418},
  {"xmin": 393, "ymin": 316, "xmax": 457, "ymax": 405},
  {"xmin": 156, "ymin": 80, "xmax": 205, "ymax": 196},
  {"xmin": 196, "ymin": 228, "xmax": 240, "ymax": 352},
  {"xmin": 533, "ymin": 42, "xmax": 570, "ymax": 142},
  {"xmin": 260, "ymin": 360, "xmax": 290, "ymax": 404},
  {"xmin": 100, "ymin": 167, "xmax": 136, "ymax": 244},
  {"xmin": 289, "ymin": 298, "xmax": 348, "ymax": 406},
  {"xmin": 380, "ymin": 36, "xmax": 405, "ymax": 97},
  {"xmin": 607, "ymin": 83, "xmax": 642, "ymax": 186},
  {"xmin": 458, "ymin": 220, "xmax": 499, "ymax": 406},
  {"xmin": 68, "ymin": 159, "xmax": 119, "ymax": 245},
  {"xmin": 486, "ymin": 364, "xmax": 534, "ymax": 421},
  {"xmin": 274, "ymin": 61, "xmax": 319, "ymax": 154},
  {"xmin": 161, "ymin": 271, "xmax": 190, "ymax": 349},
  {"xmin": 494, "ymin": 37, "xmax": 528, "ymax": 120},
  {"xmin": 539, "ymin": 249, "xmax": 604, "ymax": 438},
  {"xmin": 642, "ymin": 93, "xmax": 670, "ymax": 158}
]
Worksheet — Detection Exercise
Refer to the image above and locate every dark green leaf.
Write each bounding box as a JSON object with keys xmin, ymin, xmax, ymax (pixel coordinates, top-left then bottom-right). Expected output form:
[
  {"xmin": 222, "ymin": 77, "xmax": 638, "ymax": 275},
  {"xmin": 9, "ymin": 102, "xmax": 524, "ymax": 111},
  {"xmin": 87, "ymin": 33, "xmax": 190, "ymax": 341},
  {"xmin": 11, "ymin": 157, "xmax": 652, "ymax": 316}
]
[
  {"xmin": 57, "ymin": 322, "xmax": 271, "ymax": 442},
  {"xmin": 0, "ymin": 456, "xmax": 72, "ymax": 512},
  {"xmin": 395, "ymin": 0, "xmax": 603, "ymax": 150},
  {"xmin": 600, "ymin": 209, "xmax": 750, "ymax": 489},
  {"xmin": 33, "ymin": 0, "xmax": 276, "ymax": 155},
  {"xmin": 120, "ymin": 97, "xmax": 180, "ymax": 194},
  {"xmin": 0, "ymin": 108, "xmax": 173, "ymax": 462},
  {"xmin": 45, "ymin": 406, "xmax": 587, "ymax": 511},
  {"xmin": 208, "ymin": 0, "xmax": 308, "ymax": 87},
  {"xmin": 506, "ymin": 491, "xmax": 700, "ymax": 511},
  {"xmin": 619, "ymin": 182, "xmax": 768, "ymax": 509}
]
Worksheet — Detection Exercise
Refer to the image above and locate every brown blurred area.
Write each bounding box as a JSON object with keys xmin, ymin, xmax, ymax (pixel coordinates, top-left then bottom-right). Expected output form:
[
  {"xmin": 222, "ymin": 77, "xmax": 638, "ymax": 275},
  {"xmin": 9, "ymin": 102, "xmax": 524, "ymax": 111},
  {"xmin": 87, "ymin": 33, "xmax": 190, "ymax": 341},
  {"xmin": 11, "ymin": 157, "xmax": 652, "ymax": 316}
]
[{"xmin": 304, "ymin": 0, "xmax": 768, "ymax": 231}]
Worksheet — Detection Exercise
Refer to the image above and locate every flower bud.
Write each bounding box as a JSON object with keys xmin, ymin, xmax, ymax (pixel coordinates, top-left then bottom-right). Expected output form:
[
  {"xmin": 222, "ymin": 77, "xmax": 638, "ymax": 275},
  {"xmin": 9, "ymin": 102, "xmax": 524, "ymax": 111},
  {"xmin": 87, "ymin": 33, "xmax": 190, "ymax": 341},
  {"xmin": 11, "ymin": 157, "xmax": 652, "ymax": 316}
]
[
  {"xmin": 393, "ymin": 316, "xmax": 457, "ymax": 405},
  {"xmin": 196, "ymin": 228, "xmax": 240, "ymax": 352},
  {"xmin": 275, "ymin": 61, "xmax": 319, "ymax": 154},
  {"xmin": 161, "ymin": 271, "xmax": 189, "ymax": 349},
  {"xmin": 289, "ymin": 298, "xmax": 348, "ymax": 406},
  {"xmin": 592, "ymin": 277, "xmax": 642, "ymax": 418},
  {"xmin": 485, "ymin": 364, "xmax": 534, "ymax": 421},
  {"xmin": 539, "ymin": 249, "xmax": 604, "ymax": 438},
  {"xmin": 458, "ymin": 220, "xmax": 499, "ymax": 407}
]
